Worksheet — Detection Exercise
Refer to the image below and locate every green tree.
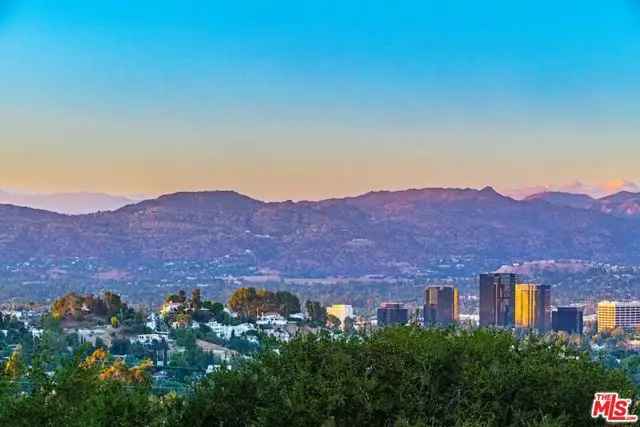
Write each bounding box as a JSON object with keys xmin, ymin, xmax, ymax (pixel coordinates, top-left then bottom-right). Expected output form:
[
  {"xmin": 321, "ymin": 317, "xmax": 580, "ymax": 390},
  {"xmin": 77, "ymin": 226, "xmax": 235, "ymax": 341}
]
[
  {"xmin": 0, "ymin": 348, "xmax": 170, "ymax": 426},
  {"xmin": 173, "ymin": 327, "xmax": 637, "ymax": 427},
  {"xmin": 228, "ymin": 288, "xmax": 300, "ymax": 319},
  {"xmin": 305, "ymin": 300, "xmax": 327, "ymax": 325},
  {"xmin": 228, "ymin": 287, "xmax": 258, "ymax": 318},
  {"xmin": 191, "ymin": 289, "xmax": 202, "ymax": 312},
  {"xmin": 326, "ymin": 314, "xmax": 341, "ymax": 330},
  {"xmin": 275, "ymin": 291, "xmax": 301, "ymax": 317}
]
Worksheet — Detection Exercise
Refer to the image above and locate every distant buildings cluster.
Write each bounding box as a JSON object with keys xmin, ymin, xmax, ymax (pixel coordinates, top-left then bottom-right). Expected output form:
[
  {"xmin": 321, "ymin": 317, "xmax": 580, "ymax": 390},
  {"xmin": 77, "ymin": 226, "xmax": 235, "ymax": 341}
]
[{"xmin": 374, "ymin": 272, "xmax": 586, "ymax": 335}]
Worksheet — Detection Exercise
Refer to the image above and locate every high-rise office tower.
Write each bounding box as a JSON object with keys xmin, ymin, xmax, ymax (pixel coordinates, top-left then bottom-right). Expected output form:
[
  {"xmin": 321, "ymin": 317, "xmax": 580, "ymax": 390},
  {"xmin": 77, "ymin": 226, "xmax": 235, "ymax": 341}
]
[
  {"xmin": 538, "ymin": 284, "xmax": 551, "ymax": 330},
  {"xmin": 514, "ymin": 283, "xmax": 551, "ymax": 331},
  {"xmin": 479, "ymin": 273, "xmax": 518, "ymax": 327},
  {"xmin": 423, "ymin": 285, "xmax": 459, "ymax": 326},
  {"xmin": 377, "ymin": 302, "xmax": 409, "ymax": 327},
  {"xmin": 552, "ymin": 306, "xmax": 583, "ymax": 334}
]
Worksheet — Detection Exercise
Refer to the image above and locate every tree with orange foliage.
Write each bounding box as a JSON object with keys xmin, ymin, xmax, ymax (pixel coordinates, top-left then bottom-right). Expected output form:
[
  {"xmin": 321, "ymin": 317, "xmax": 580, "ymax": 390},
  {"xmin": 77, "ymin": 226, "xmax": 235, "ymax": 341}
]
[{"xmin": 99, "ymin": 358, "xmax": 153, "ymax": 386}]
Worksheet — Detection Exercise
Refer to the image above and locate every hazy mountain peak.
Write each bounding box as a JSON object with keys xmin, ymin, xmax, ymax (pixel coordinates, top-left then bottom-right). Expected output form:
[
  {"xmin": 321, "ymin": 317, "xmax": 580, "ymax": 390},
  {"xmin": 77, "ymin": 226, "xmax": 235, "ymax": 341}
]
[
  {"xmin": 117, "ymin": 190, "xmax": 263, "ymax": 213},
  {"xmin": 0, "ymin": 190, "xmax": 135, "ymax": 215},
  {"xmin": 524, "ymin": 192, "xmax": 596, "ymax": 210},
  {"xmin": 503, "ymin": 179, "xmax": 640, "ymax": 200},
  {"xmin": 599, "ymin": 190, "xmax": 639, "ymax": 202},
  {"xmin": 523, "ymin": 190, "xmax": 640, "ymax": 218}
]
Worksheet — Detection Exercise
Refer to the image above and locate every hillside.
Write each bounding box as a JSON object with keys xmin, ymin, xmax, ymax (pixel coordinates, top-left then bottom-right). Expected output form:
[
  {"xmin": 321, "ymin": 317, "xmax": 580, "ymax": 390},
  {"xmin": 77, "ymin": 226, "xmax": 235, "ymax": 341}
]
[{"xmin": 0, "ymin": 187, "xmax": 639, "ymax": 276}]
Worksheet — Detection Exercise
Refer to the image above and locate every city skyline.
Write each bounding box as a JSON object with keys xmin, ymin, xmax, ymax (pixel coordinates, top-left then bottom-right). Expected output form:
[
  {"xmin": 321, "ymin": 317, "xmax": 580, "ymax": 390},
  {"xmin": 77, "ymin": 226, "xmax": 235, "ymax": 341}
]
[{"xmin": 1, "ymin": 2, "xmax": 640, "ymax": 200}]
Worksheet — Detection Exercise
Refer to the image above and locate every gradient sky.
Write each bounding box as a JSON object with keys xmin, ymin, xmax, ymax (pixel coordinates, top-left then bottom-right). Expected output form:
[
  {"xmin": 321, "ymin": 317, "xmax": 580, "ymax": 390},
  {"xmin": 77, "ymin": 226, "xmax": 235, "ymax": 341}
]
[{"xmin": 1, "ymin": 1, "xmax": 639, "ymax": 200}]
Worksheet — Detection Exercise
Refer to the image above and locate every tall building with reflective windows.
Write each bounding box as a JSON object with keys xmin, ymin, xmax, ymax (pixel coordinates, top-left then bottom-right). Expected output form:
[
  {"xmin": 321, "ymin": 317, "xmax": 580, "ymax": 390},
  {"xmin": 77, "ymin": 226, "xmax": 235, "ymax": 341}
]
[
  {"xmin": 424, "ymin": 285, "xmax": 459, "ymax": 326},
  {"xmin": 597, "ymin": 301, "xmax": 640, "ymax": 332},
  {"xmin": 514, "ymin": 283, "xmax": 551, "ymax": 331},
  {"xmin": 552, "ymin": 306, "xmax": 583, "ymax": 334},
  {"xmin": 479, "ymin": 273, "xmax": 518, "ymax": 327}
]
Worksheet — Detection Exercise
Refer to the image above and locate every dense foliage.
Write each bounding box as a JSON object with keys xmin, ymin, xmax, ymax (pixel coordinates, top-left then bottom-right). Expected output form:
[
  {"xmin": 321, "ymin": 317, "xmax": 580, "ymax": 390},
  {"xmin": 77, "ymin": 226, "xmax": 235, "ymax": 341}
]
[
  {"xmin": 0, "ymin": 327, "xmax": 637, "ymax": 426},
  {"xmin": 0, "ymin": 348, "xmax": 165, "ymax": 427},
  {"xmin": 176, "ymin": 327, "xmax": 637, "ymax": 426},
  {"xmin": 51, "ymin": 292, "xmax": 130, "ymax": 321},
  {"xmin": 228, "ymin": 287, "xmax": 301, "ymax": 319}
]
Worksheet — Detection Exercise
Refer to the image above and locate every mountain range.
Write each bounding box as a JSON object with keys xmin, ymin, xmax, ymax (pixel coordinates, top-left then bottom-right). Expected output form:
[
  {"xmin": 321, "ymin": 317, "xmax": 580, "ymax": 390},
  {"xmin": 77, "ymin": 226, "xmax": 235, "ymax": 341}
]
[
  {"xmin": 1, "ymin": 187, "xmax": 640, "ymax": 276},
  {"xmin": 0, "ymin": 191, "xmax": 135, "ymax": 215},
  {"xmin": 502, "ymin": 179, "xmax": 640, "ymax": 200},
  {"xmin": 525, "ymin": 191, "xmax": 640, "ymax": 218}
]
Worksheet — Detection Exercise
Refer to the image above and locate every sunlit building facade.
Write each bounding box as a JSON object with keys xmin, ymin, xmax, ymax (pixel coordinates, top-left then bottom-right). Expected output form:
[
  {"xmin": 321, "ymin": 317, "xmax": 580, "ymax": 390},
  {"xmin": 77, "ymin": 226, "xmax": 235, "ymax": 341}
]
[
  {"xmin": 514, "ymin": 283, "xmax": 551, "ymax": 331},
  {"xmin": 424, "ymin": 285, "xmax": 459, "ymax": 326},
  {"xmin": 597, "ymin": 301, "xmax": 640, "ymax": 333},
  {"xmin": 326, "ymin": 304, "xmax": 354, "ymax": 326}
]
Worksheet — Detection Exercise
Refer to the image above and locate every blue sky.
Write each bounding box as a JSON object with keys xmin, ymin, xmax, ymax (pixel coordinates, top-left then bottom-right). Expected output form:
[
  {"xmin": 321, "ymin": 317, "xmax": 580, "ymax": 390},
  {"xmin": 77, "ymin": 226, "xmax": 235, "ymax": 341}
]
[{"xmin": 1, "ymin": 1, "xmax": 639, "ymax": 199}]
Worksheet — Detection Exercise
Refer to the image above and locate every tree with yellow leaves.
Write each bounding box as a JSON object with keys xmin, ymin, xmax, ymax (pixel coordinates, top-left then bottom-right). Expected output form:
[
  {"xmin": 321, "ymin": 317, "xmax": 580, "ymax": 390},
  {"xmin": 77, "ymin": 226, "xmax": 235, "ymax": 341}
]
[
  {"xmin": 80, "ymin": 347, "xmax": 108, "ymax": 369},
  {"xmin": 99, "ymin": 358, "xmax": 153, "ymax": 385},
  {"xmin": 3, "ymin": 349, "xmax": 23, "ymax": 380}
]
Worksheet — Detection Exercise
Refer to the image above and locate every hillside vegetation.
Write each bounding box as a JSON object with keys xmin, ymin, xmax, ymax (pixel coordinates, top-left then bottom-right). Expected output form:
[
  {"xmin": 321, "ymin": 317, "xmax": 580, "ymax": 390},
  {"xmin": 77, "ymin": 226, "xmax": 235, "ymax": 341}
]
[{"xmin": 0, "ymin": 327, "xmax": 635, "ymax": 426}]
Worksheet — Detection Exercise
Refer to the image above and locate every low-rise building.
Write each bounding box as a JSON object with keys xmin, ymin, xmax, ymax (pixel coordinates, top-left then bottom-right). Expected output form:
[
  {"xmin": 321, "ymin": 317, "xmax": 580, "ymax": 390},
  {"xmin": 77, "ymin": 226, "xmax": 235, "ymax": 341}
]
[
  {"xmin": 206, "ymin": 320, "xmax": 255, "ymax": 340},
  {"xmin": 256, "ymin": 313, "xmax": 287, "ymax": 327},
  {"xmin": 130, "ymin": 333, "xmax": 169, "ymax": 345},
  {"xmin": 76, "ymin": 328, "xmax": 112, "ymax": 347},
  {"xmin": 196, "ymin": 340, "xmax": 239, "ymax": 362}
]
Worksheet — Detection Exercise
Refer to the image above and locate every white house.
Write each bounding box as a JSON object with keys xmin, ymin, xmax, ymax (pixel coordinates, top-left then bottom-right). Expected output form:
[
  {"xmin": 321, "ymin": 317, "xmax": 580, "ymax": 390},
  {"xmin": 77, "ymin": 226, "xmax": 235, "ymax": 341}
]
[
  {"xmin": 30, "ymin": 328, "xmax": 44, "ymax": 339},
  {"xmin": 206, "ymin": 320, "xmax": 255, "ymax": 340},
  {"xmin": 146, "ymin": 313, "xmax": 160, "ymax": 330},
  {"xmin": 130, "ymin": 333, "xmax": 168, "ymax": 345},
  {"xmin": 256, "ymin": 313, "xmax": 287, "ymax": 327}
]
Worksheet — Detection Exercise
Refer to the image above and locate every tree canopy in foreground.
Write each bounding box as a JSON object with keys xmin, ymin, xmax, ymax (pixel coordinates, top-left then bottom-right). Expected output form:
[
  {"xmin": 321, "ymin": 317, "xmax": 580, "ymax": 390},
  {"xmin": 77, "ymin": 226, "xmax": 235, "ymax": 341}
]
[{"xmin": 1, "ymin": 327, "xmax": 636, "ymax": 426}]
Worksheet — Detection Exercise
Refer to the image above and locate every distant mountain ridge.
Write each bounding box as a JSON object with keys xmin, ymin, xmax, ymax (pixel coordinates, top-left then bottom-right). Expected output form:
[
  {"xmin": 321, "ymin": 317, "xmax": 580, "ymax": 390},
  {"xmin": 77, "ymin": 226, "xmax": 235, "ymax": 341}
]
[
  {"xmin": 1, "ymin": 187, "xmax": 639, "ymax": 276},
  {"xmin": 504, "ymin": 180, "xmax": 640, "ymax": 200},
  {"xmin": 0, "ymin": 190, "xmax": 135, "ymax": 214},
  {"xmin": 525, "ymin": 190, "xmax": 640, "ymax": 218}
]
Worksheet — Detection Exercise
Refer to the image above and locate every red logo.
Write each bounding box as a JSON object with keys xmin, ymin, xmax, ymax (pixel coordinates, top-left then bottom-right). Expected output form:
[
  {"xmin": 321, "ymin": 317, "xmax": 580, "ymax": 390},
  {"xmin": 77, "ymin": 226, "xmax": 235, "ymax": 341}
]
[{"xmin": 591, "ymin": 392, "xmax": 638, "ymax": 424}]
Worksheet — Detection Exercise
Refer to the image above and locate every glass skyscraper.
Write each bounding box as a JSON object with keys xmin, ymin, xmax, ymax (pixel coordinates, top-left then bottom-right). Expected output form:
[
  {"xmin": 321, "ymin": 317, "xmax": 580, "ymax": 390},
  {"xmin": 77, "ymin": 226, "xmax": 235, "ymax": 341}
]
[{"xmin": 479, "ymin": 273, "xmax": 518, "ymax": 327}]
